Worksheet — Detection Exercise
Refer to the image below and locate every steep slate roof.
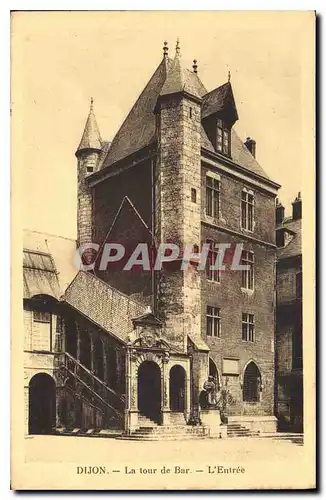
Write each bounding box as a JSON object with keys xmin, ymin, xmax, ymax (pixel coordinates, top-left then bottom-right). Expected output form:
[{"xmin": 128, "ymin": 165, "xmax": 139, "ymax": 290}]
[
  {"xmin": 201, "ymin": 82, "xmax": 238, "ymax": 121},
  {"xmin": 99, "ymin": 50, "xmax": 271, "ymax": 182},
  {"xmin": 230, "ymin": 129, "xmax": 270, "ymax": 180},
  {"xmin": 76, "ymin": 99, "xmax": 102, "ymax": 153},
  {"xmin": 63, "ymin": 271, "xmax": 147, "ymax": 343},
  {"xmin": 160, "ymin": 48, "xmax": 204, "ymax": 98},
  {"xmin": 277, "ymin": 218, "xmax": 302, "ymax": 260}
]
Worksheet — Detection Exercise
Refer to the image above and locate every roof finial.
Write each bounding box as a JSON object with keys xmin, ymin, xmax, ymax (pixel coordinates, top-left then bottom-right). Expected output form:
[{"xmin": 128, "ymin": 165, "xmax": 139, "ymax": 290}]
[
  {"xmin": 90, "ymin": 97, "xmax": 94, "ymax": 112},
  {"xmin": 228, "ymin": 70, "xmax": 231, "ymax": 82},
  {"xmin": 163, "ymin": 40, "xmax": 168, "ymax": 58},
  {"xmin": 176, "ymin": 37, "xmax": 180, "ymax": 56},
  {"xmin": 193, "ymin": 59, "xmax": 198, "ymax": 74}
]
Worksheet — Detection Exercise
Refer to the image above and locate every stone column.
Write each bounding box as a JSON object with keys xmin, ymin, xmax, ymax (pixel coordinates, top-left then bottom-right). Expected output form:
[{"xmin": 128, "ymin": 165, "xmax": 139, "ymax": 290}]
[
  {"xmin": 161, "ymin": 352, "xmax": 171, "ymax": 426},
  {"xmin": 124, "ymin": 348, "xmax": 139, "ymax": 433},
  {"xmin": 185, "ymin": 367, "xmax": 191, "ymax": 423}
]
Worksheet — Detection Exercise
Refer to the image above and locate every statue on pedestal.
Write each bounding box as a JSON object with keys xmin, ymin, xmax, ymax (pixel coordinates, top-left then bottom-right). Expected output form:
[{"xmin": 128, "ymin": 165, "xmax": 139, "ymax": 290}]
[{"xmin": 199, "ymin": 376, "xmax": 218, "ymax": 409}]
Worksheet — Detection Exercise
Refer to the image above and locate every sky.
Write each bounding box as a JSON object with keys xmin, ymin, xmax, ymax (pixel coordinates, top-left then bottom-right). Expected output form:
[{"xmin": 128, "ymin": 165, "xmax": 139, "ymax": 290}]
[{"xmin": 12, "ymin": 11, "xmax": 313, "ymax": 240}]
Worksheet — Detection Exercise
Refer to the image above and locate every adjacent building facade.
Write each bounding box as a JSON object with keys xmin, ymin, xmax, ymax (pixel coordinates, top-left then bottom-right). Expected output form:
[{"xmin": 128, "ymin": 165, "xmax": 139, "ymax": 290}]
[
  {"xmin": 23, "ymin": 42, "xmax": 283, "ymax": 436},
  {"xmin": 275, "ymin": 194, "xmax": 303, "ymax": 432}
]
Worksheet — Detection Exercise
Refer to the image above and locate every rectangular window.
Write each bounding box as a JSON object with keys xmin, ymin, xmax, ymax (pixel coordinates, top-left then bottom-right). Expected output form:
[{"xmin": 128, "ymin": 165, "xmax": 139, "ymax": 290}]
[
  {"xmin": 206, "ymin": 175, "xmax": 220, "ymax": 217},
  {"xmin": 206, "ymin": 239, "xmax": 220, "ymax": 282},
  {"xmin": 241, "ymin": 251, "xmax": 254, "ymax": 290},
  {"xmin": 191, "ymin": 188, "xmax": 197, "ymax": 203},
  {"xmin": 241, "ymin": 190, "xmax": 254, "ymax": 231},
  {"xmin": 207, "ymin": 306, "xmax": 221, "ymax": 337},
  {"xmin": 33, "ymin": 310, "xmax": 51, "ymax": 324},
  {"xmin": 242, "ymin": 313, "xmax": 255, "ymax": 342},
  {"xmin": 217, "ymin": 125, "xmax": 230, "ymax": 155}
]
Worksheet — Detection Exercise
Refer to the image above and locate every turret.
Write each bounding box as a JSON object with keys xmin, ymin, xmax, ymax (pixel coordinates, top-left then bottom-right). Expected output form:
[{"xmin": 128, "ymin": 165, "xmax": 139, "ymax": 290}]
[{"xmin": 75, "ymin": 98, "xmax": 102, "ymax": 250}]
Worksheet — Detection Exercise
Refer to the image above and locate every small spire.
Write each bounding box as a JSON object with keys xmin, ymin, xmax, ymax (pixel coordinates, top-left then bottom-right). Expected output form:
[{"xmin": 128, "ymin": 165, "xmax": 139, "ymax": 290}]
[
  {"xmin": 193, "ymin": 59, "xmax": 198, "ymax": 74},
  {"xmin": 163, "ymin": 41, "xmax": 168, "ymax": 58},
  {"xmin": 176, "ymin": 37, "xmax": 180, "ymax": 56},
  {"xmin": 76, "ymin": 98, "xmax": 102, "ymax": 155},
  {"xmin": 297, "ymin": 191, "xmax": 301, "ymax": 200},
  {"xmin": 228, "ymin": 70, "xmax": 231, "ymax": 82}
]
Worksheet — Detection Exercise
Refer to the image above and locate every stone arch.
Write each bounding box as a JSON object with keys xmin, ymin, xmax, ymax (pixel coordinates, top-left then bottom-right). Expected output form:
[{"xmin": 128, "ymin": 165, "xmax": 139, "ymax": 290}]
[
  {"xmin": 28, "ymin": 372, "xmax": 56, "ymax": 434},
  {"xmin": 134, "ymin": 352, "xmax": 163, "ymax": 373},
  {"xmin": 242, "ymin": 361, "xmax": 262, "ymax": 403}
]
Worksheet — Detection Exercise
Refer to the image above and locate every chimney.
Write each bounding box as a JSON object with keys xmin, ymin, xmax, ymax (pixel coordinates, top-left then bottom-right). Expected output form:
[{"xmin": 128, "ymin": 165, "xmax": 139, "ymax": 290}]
[
  {"xmin": 244, "ymin": 137, "xmax": 256, "ymax": 158},
  {"xmin": 275, "ymin": 198, "xmax": 285, "ymax": 226},
  {"xmin": 292, "ymin": 192, "xmax": 302, "ymax": 220}
]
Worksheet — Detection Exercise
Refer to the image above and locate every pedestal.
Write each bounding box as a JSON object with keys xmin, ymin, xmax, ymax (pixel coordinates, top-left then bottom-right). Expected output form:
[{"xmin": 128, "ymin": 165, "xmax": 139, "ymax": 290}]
[{"xmin": 200, "ymin": 408, "xmax": 223, "ymax": 438}]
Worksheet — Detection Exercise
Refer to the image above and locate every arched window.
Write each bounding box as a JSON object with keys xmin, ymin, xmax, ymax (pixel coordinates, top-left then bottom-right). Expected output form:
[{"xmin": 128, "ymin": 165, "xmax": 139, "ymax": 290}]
[{"xmin": 243, "ymin": 362, "xmax": 261, "ymax": 402}]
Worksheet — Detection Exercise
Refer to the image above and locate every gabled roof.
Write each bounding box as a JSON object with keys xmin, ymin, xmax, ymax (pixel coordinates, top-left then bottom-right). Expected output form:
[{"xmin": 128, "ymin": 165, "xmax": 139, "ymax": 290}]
[
  {"xmin": 76, "ymin": 99, "xmax": 102, "ymax": 154},
  {"xmin": 201, "ymin": 82, "xmax": 238, "ymax": 121}
]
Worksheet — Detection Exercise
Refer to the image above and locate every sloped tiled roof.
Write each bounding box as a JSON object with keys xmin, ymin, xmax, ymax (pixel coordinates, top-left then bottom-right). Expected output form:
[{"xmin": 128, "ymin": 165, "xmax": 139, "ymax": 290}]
[
  {"xmin": 23, "ymin": 249, "xmax": 61, "ymax": 299},
  {"xmin": 23, "ymin": 230, "xmax": 78, "ymax": 293},
  {"xmin": 277, "ymin": 218, "xmax": 302, "ymax": 259},
  {"xmin": 63, "ymin": 271, "xmax": 147, "ymax": 343},
  {"xmin": 230, "ymin": 129, "xmax": 270, "ymax": 180}
]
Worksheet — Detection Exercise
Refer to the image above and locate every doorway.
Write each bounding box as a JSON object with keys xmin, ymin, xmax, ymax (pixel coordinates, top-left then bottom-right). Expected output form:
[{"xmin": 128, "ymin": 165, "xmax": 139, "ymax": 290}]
[
  {"xmin": 169, "ymin": 365, "xmax": 186, "ymax": 412},
  {"xmin": 28, "ymin": 373, "xmax": 56, "ymax": 434},
  {"xmin": 137, "ymin": 361, "xmax": 161, "ymax": 423}
]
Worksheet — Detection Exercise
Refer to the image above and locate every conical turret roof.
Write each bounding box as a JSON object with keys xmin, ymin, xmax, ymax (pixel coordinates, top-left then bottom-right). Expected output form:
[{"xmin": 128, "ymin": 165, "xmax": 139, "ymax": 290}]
[{"xmin": 76, "ymin": 98, "xmax": 102, "ymax": 154}]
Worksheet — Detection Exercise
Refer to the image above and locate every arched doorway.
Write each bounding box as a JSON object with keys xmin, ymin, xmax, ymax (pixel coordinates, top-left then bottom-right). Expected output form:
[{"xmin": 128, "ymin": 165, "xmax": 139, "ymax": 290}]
[
  {"xmin": 80, "ymin": 330, "xmax": 91, "ymax": 370},
  {"xmin": 29, "ymin": 373, "xmax": 56, "ymax": 434},
  {"xmin": 66, "ymin": 318, "xmax": 77, "ymax": 358},
  {"xmin": 169, "ymin": 365, "xmax": 186, "ymax": 412},
  {"xmin": 93, "ymin": 337, "xmax": 104, "ymax": 380},
  {"xmin": 138, "ymin": 361, "xmax": 161, "ymax": 423},
  {"xmin": 209, "ymin": 358, "xmax": 220, "ymax": 390},
  {"xmin": 243, "ymin": 362, "xmax": 261, "ymax": 402}
]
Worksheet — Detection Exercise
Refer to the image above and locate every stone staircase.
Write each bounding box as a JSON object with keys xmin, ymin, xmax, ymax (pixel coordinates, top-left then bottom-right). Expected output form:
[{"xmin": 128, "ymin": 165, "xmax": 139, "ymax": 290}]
[
  {"xmin": 227, "ymin": 423, "xmax": 260, "ymax": 438},
  {"xmin": 120, "ymin": 413, "xmax": 210, "ymax": 441}
]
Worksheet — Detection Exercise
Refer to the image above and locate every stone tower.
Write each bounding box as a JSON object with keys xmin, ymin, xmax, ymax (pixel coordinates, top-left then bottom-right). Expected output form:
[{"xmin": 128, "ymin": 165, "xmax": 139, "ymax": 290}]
[
  {"xmin": 155, "ymin": 42, "xmax": 202, "ymax": 352},
  {"xmin": 75, "ymin": 98, "xmax": 102, "ymax": 250}
]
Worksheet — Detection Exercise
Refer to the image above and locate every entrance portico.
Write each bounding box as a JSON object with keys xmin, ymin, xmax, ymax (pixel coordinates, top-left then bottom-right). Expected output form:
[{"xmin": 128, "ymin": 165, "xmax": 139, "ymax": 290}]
[{"xmin": 124, "ymin": 312, "xmax": 191, "ymax": 433}]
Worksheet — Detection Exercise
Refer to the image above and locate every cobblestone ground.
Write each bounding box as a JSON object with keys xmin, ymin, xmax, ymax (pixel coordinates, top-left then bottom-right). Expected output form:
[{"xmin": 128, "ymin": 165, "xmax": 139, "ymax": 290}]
[{"xmin": 20, "ymin": 435, "xmax": 312, "ymax": 490}]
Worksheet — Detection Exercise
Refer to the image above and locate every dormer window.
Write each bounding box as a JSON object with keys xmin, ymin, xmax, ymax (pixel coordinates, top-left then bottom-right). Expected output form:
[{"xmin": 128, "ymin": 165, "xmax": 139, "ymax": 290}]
[{"xmin": 216, "ymin": 119, "xmax": 230, "ymax": 156}]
